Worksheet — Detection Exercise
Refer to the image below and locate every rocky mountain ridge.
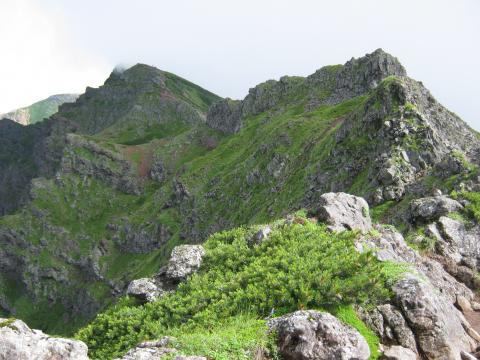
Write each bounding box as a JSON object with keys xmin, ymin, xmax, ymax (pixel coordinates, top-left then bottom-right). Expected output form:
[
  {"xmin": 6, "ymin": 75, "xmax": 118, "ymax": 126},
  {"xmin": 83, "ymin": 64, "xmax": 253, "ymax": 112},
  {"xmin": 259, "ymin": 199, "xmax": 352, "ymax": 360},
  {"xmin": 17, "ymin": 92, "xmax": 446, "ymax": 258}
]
[{"xmin": 1, "ymin": 49, "xmax": 480, "ymax": 359}]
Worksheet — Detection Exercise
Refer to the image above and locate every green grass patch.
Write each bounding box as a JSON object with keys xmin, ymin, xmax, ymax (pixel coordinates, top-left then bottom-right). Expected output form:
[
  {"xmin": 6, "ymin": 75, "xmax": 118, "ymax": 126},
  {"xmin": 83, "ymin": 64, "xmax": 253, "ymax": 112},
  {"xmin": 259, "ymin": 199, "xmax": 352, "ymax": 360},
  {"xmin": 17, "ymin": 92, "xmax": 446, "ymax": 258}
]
[{"xmin": 370, "ymin": 201, "xmax": 396, "ymax": 223}]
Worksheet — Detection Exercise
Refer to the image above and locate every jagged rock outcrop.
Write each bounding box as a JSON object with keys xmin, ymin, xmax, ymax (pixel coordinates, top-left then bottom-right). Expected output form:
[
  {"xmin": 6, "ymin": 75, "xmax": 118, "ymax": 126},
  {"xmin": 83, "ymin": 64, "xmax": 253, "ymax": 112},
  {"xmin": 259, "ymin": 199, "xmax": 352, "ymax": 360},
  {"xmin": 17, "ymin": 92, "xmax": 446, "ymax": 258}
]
[
  {"xmin": 317, "ymin": 192, "xmax": 372, "ymax": 232},
  {"xmin": 0, "ymin": 318, "xmax": 88, "ymax": 360},
  {"xmin": 306, "ymin": 69, "xmax": 480, "ymax": 207},
  {"xmin": 268, "ymin": 310, "xmax": 370, "ymax": 360},
  {"xmin": 307, "ymin": 48, "xmax": 407, "ymax": 106},
  {"xmin": 207, "ymin": 49, "xmax": 405, "ymax": 134},
  {"xmin": 430, "ymin": 216, "xmax": 480, "ymax": 268},
  {"xmin": 205, "ymin": 99, "xmax": 243, "ymax": 134}
]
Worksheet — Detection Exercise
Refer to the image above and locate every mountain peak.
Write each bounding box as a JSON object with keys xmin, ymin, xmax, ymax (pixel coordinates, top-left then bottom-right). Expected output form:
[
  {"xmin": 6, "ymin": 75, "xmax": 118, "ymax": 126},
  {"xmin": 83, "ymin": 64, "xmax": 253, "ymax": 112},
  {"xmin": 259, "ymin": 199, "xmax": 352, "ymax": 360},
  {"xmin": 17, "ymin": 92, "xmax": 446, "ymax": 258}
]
[
  {"xmin": 107, "ymin": 63, "xmax": 166, "ymax": 87},
  {"xmin": 57, "ymin": 64, "xmax": 220, "ymax": 136}
]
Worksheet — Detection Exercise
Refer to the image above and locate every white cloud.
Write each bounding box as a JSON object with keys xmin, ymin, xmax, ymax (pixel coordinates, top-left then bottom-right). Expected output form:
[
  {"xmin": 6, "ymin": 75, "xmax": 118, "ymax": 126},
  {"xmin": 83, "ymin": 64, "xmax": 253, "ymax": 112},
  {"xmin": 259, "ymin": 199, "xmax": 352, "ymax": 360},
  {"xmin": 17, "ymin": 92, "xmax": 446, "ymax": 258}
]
[{"xmin": 0, "ymin": 0, "xmax": 111, "ymax": 113}]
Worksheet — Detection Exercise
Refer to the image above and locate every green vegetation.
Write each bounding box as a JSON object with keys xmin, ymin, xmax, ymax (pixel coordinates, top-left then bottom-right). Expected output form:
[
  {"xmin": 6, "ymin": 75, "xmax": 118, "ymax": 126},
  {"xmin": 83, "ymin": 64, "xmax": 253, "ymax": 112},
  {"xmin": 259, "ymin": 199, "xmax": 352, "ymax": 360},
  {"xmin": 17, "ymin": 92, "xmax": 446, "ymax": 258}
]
[
  {"xmin": 162, "ymin": 316, "xmax": 278, "ymax": 360},
  {"xmin": 77, "ymin": 214, "xmax": 398, "ymax": 359},
  {"xmin": 334, "ymin": 306, "xmax": 380, "ymax": 359},
  {"xmin": 0, "ymin": 318, "xmax": 16, "ymax": 328},
  {"xmin": 370, "ymin": 201, "xmax": 396, "ymax": 223},
  {"xmin": 452, "ymin": 191, "xmax": 480, "ymax": 222}
]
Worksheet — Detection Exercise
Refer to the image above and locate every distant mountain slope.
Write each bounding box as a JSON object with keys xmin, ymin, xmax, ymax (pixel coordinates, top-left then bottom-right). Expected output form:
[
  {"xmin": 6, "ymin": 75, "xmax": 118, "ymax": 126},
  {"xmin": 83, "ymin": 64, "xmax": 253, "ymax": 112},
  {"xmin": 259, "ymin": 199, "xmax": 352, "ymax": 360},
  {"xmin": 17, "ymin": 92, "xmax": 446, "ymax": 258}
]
[
  {"xmin": 56, "ymin": 64, "xmax": 221, "ymax": 142},
  {"xmin": 1, "ymin": 94, "xmax": 78, "ymax": 125}
]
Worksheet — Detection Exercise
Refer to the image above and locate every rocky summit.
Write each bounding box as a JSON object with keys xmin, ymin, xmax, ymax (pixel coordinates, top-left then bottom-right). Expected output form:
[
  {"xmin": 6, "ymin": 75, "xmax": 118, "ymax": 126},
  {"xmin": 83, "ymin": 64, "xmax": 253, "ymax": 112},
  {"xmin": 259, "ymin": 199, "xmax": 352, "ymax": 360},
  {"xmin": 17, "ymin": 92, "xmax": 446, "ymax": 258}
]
[{"xmin": 1, "ymin": 49, "xmax": 480, "ymax": 359}]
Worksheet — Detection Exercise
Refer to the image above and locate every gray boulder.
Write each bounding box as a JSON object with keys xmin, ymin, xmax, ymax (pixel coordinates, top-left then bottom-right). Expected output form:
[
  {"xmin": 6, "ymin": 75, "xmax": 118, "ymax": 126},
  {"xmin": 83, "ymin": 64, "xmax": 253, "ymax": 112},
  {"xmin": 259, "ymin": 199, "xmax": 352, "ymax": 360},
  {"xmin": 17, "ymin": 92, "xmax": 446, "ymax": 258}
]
[
  {"xmin": 393, "ymin": 275, "xmax": 476, "ymax": 359},
  {"xmin": 126, "ymin": 278, "xmax": 163, "ymax": 302},
  {"xmin": 116, "ymin": 337, "xmax": 207, "ymax": 360},
  {"xmin": 117, "ymin": 347, "xmax": 176, "ymax": 360},
  {"xmin": 115, "ymin": 337, "xmax": 177, "ymax": 360},
  {"xmin": 436, "ymin": 216, "xmax": 480, "ymax": 269},
  {"xmin": 382, "ymin": 345, "xmax": 416, "ymax": 360},
  {"xmin": 0, "ymin": 318, "xmax": 88, "ymax": 360},
  {"xmin": 164, "ymin": 245, "xmax": 206, "ymax": 282},
  {"xmin": 268, "ymin": 310, "xmax": 370, "ymax": 360},
  {"xmin": 317, "ymin": 192, "xmax": 372, "ymax": 232},
  {"xmin": 409, "ymin": 196, "xmax": 462, "ymax": 222}
]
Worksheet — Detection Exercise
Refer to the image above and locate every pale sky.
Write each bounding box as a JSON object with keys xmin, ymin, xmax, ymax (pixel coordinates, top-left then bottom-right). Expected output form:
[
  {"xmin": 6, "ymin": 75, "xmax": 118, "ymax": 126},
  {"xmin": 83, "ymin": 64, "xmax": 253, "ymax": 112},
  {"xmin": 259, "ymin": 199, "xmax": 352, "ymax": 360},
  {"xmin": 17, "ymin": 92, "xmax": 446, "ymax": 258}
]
[{"xmin": 0, "ymin": 0, "xmax": 479, "ymax": 129}]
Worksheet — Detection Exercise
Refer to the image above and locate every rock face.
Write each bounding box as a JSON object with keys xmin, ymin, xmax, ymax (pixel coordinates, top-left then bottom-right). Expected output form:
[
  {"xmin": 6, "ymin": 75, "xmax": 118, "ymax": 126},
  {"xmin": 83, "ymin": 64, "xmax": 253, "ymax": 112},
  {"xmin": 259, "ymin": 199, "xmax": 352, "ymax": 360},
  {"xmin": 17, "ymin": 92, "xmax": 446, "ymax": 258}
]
[
  {"xmin": 307, "ymin": 48, "xmax": 407, "ymax": 106},
  {"xmin": 359, "ymin": 224, "xmax": 479, "ymax": 359},
  {"xmin": 382, "ymin": 345, "xmax": 416, "ymax": 360},
  {"xmin": 268, "ymin": 310, "xmax": 370, "ymax": 360},
  {"xmin": 409, "ymin": 196, "xmax": 463, "ymax": 222},
  {"xmin": 393, "ymin": 275, "xmax": 476, "ymax": 359},
  {"xmin": 62, "ymin": 134, "xmax": 141, "ymax": 195},
  {"xmin": 0, "ymin": 318, "xmax": 88, "ymax": 360},
  {"xmin": 433, "ymin": 216, "xmax": 480, "ymax": 270},
  {"xmin": 317, "ymin": 192, "xmax": 372, "ymax": 232},
  {"xmin": 0, "ymin": 117, "xmax": 77, "ymax": 216},
  {"xmin": 206, "ymin": 99, "xmax": 243, "ymax": 134}
]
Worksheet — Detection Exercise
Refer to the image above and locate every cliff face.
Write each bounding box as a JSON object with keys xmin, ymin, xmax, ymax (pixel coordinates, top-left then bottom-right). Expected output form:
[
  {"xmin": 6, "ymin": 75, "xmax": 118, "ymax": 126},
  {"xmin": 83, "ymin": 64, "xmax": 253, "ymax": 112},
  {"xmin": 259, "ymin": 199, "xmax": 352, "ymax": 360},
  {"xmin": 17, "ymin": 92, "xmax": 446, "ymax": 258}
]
[
  {"xmin": 0, "ymin": 117, "xmax": 78, "ymax": 216},
  {"xmin": 0, "ymin": 50, "xmax": 479, "ymax": 345}
]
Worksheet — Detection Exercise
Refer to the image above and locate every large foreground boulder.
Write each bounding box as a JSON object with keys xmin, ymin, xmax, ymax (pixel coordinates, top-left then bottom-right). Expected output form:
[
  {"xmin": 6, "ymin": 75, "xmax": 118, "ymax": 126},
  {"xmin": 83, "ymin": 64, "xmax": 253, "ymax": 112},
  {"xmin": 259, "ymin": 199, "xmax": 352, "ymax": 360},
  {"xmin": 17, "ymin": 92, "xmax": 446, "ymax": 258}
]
[
  {"xmin": 359, "ymin": 226, "xmax": 479, "ymax": 359},
  {"xmin": 268, "ymin": 310, "xmax": 370, "ymax": 360},
  {"xmin": 393, "ymin": 275, "xmax": 476, "ymax": 359},
  {"xmin": 0, "ymin": 318, "xmax": 88, "ymax": 360},
  {"xmin": 317, "ymin": 192, "xmax": 372, "ymax": 232}
]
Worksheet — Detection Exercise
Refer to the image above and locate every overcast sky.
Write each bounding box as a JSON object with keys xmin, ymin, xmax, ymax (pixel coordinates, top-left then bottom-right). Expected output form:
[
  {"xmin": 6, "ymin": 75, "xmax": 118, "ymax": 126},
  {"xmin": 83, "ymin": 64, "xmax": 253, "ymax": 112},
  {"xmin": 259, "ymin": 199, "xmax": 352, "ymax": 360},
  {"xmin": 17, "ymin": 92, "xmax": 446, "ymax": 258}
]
[{"xmin": 1, "ymin": 0, "xmax": 479, "ymax": 129}]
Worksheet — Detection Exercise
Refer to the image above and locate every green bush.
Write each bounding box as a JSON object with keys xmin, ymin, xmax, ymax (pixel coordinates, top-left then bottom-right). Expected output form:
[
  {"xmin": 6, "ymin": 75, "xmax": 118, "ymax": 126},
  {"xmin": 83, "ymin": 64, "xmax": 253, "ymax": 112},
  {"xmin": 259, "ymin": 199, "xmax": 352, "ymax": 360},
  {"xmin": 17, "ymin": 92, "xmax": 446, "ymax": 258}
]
[{"xmin": 77, "ymin": 215, "xmax": 393, "ymax": 359}]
